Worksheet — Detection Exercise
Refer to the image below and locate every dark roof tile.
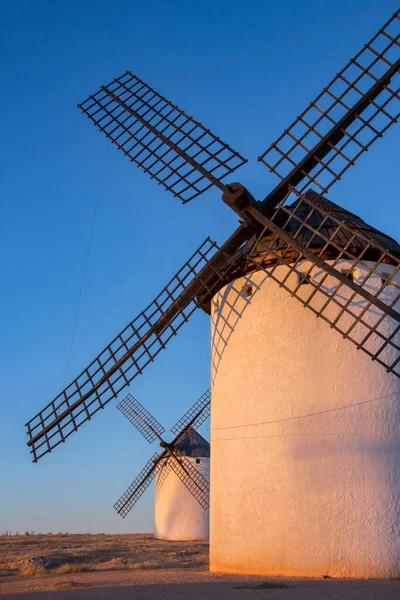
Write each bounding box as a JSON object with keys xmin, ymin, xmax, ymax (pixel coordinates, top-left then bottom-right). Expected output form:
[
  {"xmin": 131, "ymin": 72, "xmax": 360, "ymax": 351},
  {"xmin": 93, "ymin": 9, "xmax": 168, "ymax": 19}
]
[
  {"xmin": 174, "ymin": 428, "xmax": 210, "ymax": 457},
  {"xmin": 288, "ymin": 190, "xmax": 400, "ymax": 255}
]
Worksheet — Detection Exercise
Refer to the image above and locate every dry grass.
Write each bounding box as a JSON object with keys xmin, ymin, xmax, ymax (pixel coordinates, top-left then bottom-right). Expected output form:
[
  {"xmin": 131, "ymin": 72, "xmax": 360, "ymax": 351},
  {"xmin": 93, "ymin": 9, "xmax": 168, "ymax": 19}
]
[
  {"xmin": 56, "ymin": 563, "xmax": 90, "ymax": 574},
  {"xmin": 0, "ymin": 533, "xmax": 208, "ymax": 580},
  {"xmin": 17, "ymin": 564, "xmax": 45, "ymax": 578}
]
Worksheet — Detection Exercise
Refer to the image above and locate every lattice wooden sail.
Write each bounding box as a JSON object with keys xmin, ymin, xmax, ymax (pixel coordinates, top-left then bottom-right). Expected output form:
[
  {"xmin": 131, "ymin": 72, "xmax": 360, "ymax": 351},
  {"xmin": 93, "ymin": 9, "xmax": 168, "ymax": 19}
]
[
  {"xmin": 114, "ymin": 453, "xmax": 161, "ymax": 518},
  {"xmin": 260, "ymin": 9, "xmax": 399, "ymax": 209},
  {"xmin": 117, "ymin": 394, "xmax": 165, "ymax": 443},
  {"xmin": 25, "ymin": 235, "xmax": 245, "ymax": 462},
  {"xmin": 78, "ymin": 72, "xmax": 247, "ymax": 203},
  {"xmin": 171, "ymin": 388, "xmax": 211, "ymax": 435},
  {"xmin": 168, "ymin": 451, "xmax": 209, "ymax": 510},
  {"xmin": 155, "ymin": 459, "xmax": 172, "ymax": 501}
]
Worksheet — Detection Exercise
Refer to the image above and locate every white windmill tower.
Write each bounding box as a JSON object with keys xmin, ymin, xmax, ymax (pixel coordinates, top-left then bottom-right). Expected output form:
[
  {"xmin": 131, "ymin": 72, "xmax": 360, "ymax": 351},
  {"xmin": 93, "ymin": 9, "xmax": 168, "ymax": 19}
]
[
  {"xmin": 27, "ymin": 6, "xmax": 399, "ymax": 581},
  {"xmin": 210, "ymin": 191, "xmax": 400, "ymax": 578},
  {"xmin": 114, "ymin": 391, "xmax": 210, "ymax": 541}
]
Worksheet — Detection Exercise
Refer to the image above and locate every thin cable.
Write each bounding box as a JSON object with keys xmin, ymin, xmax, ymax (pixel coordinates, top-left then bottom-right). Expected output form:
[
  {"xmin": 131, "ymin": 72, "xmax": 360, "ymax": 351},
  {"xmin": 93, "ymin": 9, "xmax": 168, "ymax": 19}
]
[
  {"xmin": 212, "ymin": 429, "xmax": 400, "ymax": 443},
  {"xmin": 210, "ymin": 390, "xmax": 400, "ymax": 432},
  {"xmin": 160, "ymin": 1, "xmax": 398, "ymax": 83},
  {"xmin": 81, "ymin": 424, "xmax": 210, "ymax": 434},
  {"xmin": 80, "ymin": 390, "xmax": 400, "ymax": 436},
  {"xmin": 63, "ymin": 142, "xmax": 109, "ymax": 385}
]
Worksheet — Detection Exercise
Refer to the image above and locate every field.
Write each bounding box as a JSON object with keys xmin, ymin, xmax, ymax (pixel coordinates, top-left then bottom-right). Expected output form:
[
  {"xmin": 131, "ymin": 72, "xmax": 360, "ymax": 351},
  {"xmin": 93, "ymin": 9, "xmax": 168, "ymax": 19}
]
[
  {"xmin": 0, "ymin": 533, "xmax": 208, "ymax": 578},
  {"xmin": 1, "ymin": 534, "xmax": 399, "ymax": 599}
]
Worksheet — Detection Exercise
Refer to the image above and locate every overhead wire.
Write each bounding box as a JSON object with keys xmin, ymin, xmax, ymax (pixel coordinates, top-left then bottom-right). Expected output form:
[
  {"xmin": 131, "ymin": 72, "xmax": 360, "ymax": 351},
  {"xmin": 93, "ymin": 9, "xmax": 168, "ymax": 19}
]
[
  {"xmin": 81, "ymin": 389, "xmax": 400, "ymax": 438},
  {"xmin": 62, "ymin": 142, "xmax": 109, "ymax": 385},
  {"xmin": 211, "ymin": 391, "xmax": 400, "ymax": 442},
  {"xmin": 209, "ymin": 390, "xmax": 400, "ymax": 432},
  {"xmin": 211, "ymin": 428, "xmax": 400, "ymax": 444}
]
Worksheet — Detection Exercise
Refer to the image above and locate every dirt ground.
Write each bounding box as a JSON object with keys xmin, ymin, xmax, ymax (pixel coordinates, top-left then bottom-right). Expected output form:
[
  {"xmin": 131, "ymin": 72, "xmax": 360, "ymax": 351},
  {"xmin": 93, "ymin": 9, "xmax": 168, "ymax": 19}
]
[
  {"xmin": 1, "ymin": 534, "xmax": 398, "ymax": 599},
  {"xmin": 0, "ymin": 533, "xmax": 208, "ymax": 576},
  {"xmin": 1, "ymin": 569, "xmax": 400, "ymax": 600}
]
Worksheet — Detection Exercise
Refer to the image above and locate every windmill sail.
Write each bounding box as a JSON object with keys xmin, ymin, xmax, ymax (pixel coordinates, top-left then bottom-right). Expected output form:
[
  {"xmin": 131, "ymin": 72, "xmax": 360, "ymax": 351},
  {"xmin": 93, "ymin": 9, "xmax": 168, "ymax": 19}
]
[
  {"xmin": 114, "ymin": 452, "xmax": 162, "ymax": 518},
  {"xmin": 170, "ymin": 388, "xmax": 211, "ymax": 435},
  {"xmin": 78, "ymin": 71, "xmax": 247, "ymax": 203},
  {"xmin": 25, "ymin": 233, "xmax": 248, "ymax": 462},
  {"xmin": 155, "ymin": 459, "xmax": 172, "ymax": 501},
  {"xmin": 259, "ymin": 9, "xmax": 400, "ymax": 209},
  {"xmin": 117, "ymin": 394, "xmax": 165, "ymax": 443},
  {"xmin": 168, "ymin": 451, "xmax": 210, "ymax": 510}
]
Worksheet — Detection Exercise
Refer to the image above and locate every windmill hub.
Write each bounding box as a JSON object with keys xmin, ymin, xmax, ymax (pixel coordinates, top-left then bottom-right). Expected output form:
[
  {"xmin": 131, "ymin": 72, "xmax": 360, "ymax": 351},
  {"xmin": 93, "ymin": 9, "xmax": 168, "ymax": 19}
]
[
  {"xmin": 159, "ymin": 440, "xmax": 174, "ymax": 450},
  {"xmin": 222, "ymin": 182, "xmax": 262, "ymax": 227}
]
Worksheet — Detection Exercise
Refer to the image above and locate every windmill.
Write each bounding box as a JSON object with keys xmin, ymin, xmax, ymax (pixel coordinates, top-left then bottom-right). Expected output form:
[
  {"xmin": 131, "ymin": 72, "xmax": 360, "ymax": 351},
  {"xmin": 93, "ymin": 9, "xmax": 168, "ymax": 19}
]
[
  {"xmin": 25, "ymin": 9, "xmax": 399, "ymax": 578},
  {"xmin": 114, "ymin": 390, "xmax": 210, "ymax": 541}
]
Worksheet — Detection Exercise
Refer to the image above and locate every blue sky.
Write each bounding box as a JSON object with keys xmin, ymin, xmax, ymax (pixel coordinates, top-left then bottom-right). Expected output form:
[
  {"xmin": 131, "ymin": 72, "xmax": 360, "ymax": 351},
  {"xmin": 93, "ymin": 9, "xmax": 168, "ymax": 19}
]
[{"xmin": 1, "ymin": 0, "xmax": 399, "ymax": 534}]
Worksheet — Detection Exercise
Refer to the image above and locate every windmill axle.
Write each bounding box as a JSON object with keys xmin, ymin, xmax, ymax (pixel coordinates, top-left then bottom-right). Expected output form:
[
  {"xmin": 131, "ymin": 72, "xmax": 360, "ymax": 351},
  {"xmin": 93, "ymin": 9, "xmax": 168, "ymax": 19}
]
[{"xmin": 222, "ymin": 182, "xmax": 264, "ymax": 228}]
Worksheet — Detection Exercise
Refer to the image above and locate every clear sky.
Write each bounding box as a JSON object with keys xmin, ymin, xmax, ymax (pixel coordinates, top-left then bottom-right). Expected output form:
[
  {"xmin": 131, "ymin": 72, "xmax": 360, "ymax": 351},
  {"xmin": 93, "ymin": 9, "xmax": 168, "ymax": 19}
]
[{"xmin": 1, "ymin": 0, "xmax": 399, "ymax": 534}]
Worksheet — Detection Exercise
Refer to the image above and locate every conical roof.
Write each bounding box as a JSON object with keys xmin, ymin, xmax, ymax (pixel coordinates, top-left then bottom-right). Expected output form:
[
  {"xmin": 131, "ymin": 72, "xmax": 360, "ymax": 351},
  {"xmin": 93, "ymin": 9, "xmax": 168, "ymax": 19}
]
[
  {"xmin": 251, "ymin": 189, "xmax": 400, "ymax": 266},
  {"xmin": 279, "ymin": 190, "xmax": 400, "ymax": 255},
  {"xmin": 200, "ymin": 189, "xmax": 400, "ymax": 315},
  {"xmin": 174, "ymin": 428, "xmax": 210, "ymax": 457}
]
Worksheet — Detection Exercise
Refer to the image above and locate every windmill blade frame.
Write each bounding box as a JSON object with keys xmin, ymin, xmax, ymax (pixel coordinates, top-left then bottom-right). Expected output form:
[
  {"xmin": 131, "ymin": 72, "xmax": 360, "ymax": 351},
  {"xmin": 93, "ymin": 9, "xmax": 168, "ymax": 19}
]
[
  {"xmin": 25, "ymin": 233, "xmax": 248, "ymax": 462},
  {"xmin": 170, "ymin": 388, "xmax": 211, "ymax": 435},
  {"xmin": 114, "ymin": 452, "xmax": 163, "ymax": 518},
  {"xmin": 168, "ymin": 450, "xmax": 210, "ymax": 510},
  {"xmin": 78, "ymin": 71, "xmax": 247, "ymax": 203},
  {"xmin": 155, "ymin": 458, "xmax": 172, "ymax": 501},
  {"xmin": 240, "ymin": 188, "xmax": 400, "ymax": 377},
  {"xmin": 117, "ymin": 393, "xmax": 165, "ymax": 443},
  {"xmin": 259, "ymin": 9, "xmax": 399, "ymax": 210}
]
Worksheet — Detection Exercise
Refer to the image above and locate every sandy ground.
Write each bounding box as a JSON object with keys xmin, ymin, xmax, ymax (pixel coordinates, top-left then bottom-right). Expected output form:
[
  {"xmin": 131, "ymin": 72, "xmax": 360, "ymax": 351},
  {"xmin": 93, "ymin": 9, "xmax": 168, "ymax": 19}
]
[{"xmin": 1, "ymin": 568, "xmax": 399, "ymax": 600}]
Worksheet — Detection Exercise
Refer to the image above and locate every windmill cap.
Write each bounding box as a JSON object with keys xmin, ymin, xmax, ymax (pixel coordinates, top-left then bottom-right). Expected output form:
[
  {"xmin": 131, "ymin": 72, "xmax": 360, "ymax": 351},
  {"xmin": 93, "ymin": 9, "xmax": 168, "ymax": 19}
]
[
  {"xmin": 291, "ymin": 189, "xmax": 400, "ymax": 255},
  {"xmin": 252, "ymin": 188, "xmax": 400, "ymax": 262},
  {"xmin": 199, "ymin": 189, "xmax": 400, "ymax": 315},
  {"xmin": 174, "ymin": 428, "xmax": 210, "ymax": 457}
]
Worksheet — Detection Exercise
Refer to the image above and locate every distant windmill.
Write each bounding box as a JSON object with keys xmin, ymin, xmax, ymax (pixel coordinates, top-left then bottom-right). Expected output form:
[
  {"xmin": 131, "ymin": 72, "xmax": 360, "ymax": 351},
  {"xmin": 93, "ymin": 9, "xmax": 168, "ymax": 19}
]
[
  {"xmin": 26, "ymin": 8, "xmax": 399, "ymax": 579},
  {"xmin": 115, "ymin": 390, "xmax": 210, "ymax": 541}
]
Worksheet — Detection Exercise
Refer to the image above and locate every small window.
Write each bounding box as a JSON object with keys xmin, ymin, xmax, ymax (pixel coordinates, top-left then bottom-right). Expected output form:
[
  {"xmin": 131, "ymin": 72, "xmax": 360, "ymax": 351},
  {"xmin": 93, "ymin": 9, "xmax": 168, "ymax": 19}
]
[
  {"xmin": 196, "ymin": 459, "xmax": 201, "ymax": 464},
  {"xmin": 213, "ymin": 298, "xmax": 220, "ymax": 310},
  {"xmin": 241, "ymin": 283, "xmax": 252, "ymax": 298}
]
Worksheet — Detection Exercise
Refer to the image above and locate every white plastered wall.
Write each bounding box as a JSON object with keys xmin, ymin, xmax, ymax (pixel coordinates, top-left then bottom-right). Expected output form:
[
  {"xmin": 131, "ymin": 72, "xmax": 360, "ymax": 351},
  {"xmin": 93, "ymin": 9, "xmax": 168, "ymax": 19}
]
[
  {"xmin": 210, "ymin": 260, "xmax": 400, "ymax": 578},
  {"xmin": 154, "ymin": 456, "xmax": 210, "ymax": 541}
]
